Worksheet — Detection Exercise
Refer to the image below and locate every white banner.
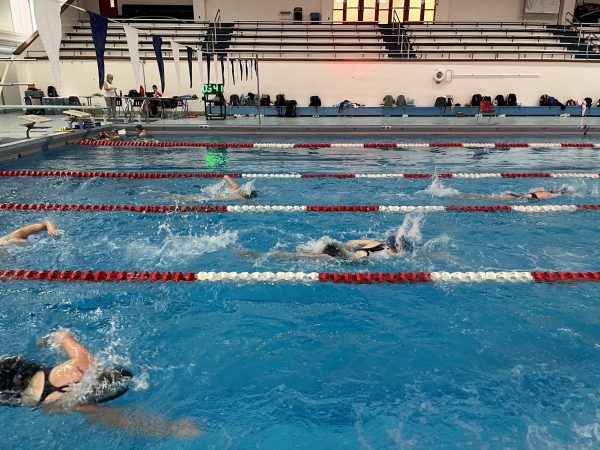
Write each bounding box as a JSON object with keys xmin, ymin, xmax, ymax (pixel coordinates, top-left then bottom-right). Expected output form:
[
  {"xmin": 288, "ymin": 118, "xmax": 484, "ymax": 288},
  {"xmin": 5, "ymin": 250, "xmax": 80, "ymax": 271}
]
[
  {"xmin": 33, "ymin": 0, "xmax": 62, "ymax": 92},
  {"xmin": 123, "ymin": 25, "xmax": 141, "ymax": 89},
  {"xmin": 196, "ymin": 50, "xmax": 204, "ymax": 86},
  {"xmin": 170, "ymin": 40, "xmax": 182, "ymax": 91}
]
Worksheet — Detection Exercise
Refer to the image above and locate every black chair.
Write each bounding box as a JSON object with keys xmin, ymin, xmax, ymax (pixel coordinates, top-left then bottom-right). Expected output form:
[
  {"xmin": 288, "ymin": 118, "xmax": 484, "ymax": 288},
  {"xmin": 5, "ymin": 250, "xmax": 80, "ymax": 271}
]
[
  {"xmin": 310, "ymin": 12, "xmax": 321, "ymax": 23},
  {"xmin": 293, "ymin": 7, "xmax": 303, "ymax": 22},
  {"xmin": 68, "ymin": 96, "xmax": 82, "ymax": 106}
]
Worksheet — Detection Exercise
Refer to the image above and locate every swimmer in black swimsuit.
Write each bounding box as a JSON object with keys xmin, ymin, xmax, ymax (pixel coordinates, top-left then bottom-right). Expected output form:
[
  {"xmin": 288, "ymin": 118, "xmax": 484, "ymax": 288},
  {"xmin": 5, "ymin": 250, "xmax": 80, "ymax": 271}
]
[
  {"xmin": 1, "ymin": 329, "xmax": 200, "ymax": 437},
  {"xmin": 241, "ymin": 235, "xmax": 414, "ymax": 261},
  {"xmin": 0, "ymin": 329, "xmax": 123, "ymax": 407}
]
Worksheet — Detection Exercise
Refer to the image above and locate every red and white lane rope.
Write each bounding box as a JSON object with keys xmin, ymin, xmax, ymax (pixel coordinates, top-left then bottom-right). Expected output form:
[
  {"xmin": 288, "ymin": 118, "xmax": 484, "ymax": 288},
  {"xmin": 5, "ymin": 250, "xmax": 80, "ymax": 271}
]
[
  {"xmin": 0, "ymin": 269, "xmax": 598, "ymax": 284},
  {"xmin": 76, "ymin": 140, "xmax": 600, "ymax": 149},
  {"xmin": 1, "ymin": 170, "xmax": 598, "ymax": 179},
  {"xmin": 0, "ymin": 203, "xmax": 599, "ymax": 213}
]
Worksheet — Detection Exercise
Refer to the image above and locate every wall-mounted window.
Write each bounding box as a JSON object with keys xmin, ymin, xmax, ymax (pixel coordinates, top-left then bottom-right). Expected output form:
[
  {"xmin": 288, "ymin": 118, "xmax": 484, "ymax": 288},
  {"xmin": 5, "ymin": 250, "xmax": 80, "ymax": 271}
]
[
  {"xmin": 9, "ymin": 0, "xmax": 68, "ymax": 35},
  {"xmin": 333, "ymin": 0, "xmax": 435, "ymax": 24}
]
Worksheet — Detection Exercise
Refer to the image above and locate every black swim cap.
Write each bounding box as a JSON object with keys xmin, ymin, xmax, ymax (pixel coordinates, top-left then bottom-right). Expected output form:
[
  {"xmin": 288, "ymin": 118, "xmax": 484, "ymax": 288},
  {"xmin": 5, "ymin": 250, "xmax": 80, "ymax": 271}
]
[
  {"xmin": 86, "ymin": 366, "xmax": 133, "ymax": 404},
  {"xmin": 322, "ymin": 243, "xmax": 344, "ymax": 258}
]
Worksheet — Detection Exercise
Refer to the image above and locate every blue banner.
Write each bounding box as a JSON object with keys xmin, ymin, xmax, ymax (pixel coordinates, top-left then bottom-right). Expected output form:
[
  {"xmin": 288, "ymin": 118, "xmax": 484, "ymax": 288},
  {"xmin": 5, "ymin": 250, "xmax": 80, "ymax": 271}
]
[
  {"xmin": 152, "ymin": 35, "xmax": 165, "ymax": 92},
  {"xmin": 88, "ymin": 12, "xmax": 108, "ymax": 89}
]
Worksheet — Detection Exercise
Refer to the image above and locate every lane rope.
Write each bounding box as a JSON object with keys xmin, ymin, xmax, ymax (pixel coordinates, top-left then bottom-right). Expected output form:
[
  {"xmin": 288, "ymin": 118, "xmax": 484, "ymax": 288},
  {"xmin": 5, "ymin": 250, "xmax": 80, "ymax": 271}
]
[
  {"xmin": 0, "ymin": 203, "xmax": 598, "ymax": 213},
  {"xmin": 0, "ymin": 269, "xmax": 598, "ymax": 284},
  {"xmin": 75, "ymin": 140, "xmax": 600, "ymax": 149},
  {"xmin": 1, "ymin": 170, "xmax": 599, "ymax": 179}
]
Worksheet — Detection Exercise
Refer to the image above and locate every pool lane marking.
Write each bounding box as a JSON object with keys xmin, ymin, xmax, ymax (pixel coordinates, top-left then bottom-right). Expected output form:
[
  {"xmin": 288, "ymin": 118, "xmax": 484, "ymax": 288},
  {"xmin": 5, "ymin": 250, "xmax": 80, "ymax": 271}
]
[
  {"xmin": 0, "ymin": 270, "xmax": 598, "ymax": 284},
  {"xmin": 75, "ymin": 140, "xmax": 600, "ymax": 149},
  {"xmin": 0, "ymin": 203, "xmax": 598, "ymax": 213},
  {"xmin": 1, "ymin": 171, "xmax": 599, "ymax": 179}
]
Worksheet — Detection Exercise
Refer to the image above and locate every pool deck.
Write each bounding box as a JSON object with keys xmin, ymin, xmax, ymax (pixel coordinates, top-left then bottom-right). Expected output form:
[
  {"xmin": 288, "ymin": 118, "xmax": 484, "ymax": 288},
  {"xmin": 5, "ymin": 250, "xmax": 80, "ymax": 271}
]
[{"xmin": 1, "ymin": 112, "xmax": 600, "ymax": 162}]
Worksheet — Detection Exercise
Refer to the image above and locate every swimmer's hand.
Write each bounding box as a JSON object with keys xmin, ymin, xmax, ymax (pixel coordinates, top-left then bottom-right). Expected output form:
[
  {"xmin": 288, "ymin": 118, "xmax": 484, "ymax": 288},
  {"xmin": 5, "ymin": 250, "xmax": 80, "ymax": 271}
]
[
  {"xmin": 37, "ymin": 329, "xmax": 72, "ymax": 348},
  {"xmin": 44, "ymin": 221, "xmax": 58, "ymax": 237}
]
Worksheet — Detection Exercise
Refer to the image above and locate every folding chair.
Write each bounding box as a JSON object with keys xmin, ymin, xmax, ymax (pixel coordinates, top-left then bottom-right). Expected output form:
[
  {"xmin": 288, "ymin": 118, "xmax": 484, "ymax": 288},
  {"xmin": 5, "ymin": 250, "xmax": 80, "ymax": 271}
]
[{"xmin": 476, "ymin": 100, "xmax": 496, "ymax": 122}]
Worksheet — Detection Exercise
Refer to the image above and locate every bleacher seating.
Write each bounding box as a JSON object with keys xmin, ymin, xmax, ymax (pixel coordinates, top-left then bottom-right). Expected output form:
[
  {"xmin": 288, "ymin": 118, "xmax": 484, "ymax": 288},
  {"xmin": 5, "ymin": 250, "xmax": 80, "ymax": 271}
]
[{"xmin": 16, "ymin": 19, "xmax": 600, "ymax": 61}]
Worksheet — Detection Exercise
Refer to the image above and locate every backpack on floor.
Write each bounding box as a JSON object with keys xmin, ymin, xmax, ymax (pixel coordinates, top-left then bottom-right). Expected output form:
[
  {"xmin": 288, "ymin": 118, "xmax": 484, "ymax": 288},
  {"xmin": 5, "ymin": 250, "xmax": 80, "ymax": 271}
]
[
  {"xmin": 584, "ymin": 97, "xmax": 593, "ymax": 107},
  {"xmin": 383, "ymin": 95, "xmax": 395, "ymax": 107},
  {"xmin": 482, "ymin": 96, "xmax": 492, "ymax": 102},
  {"xmin": 309, "ymin": 95, "xmax": 321, "ymax": 107},
  {"xmin": 284, "ymin": 100, "xmax": 297, "ymax": 117},
  {"xmin": 494, "ymin": 95, "xmax": 506, "ymax": 106},
  {"xmin": 471, "ymin": 94, "xmax": 482, "ymax": 107},
  {"xmin": 539, "ymin": 94, "xmax": 549, "ymax": 106},
  {"xmin": 567, "ymin": 99, "xmax": 577, "ymax": 106},
  {"xmin": 507, "ymin": 93, "xmax": 517, "ymax": 106},
  {"xmin": 47, "ymin": 86, "xmax": 58, "ymax": 97},
  {"xmin": 275, "ymin": 94, "xmax": 286, "ymax": 107},
  {"xmin": 396, "ymin": 95, "xmax": 407, "ymax": 107},
  {"xmin": 229, "ymin": 94, "xmax": 241, "ymax": 106},
  {"xmin": 434, "ymin": 96, "xmax": 447, "ymax": 107},
  {"xmin": 260, "ymin": 94, "xmax": 271, "ymax": 106}
]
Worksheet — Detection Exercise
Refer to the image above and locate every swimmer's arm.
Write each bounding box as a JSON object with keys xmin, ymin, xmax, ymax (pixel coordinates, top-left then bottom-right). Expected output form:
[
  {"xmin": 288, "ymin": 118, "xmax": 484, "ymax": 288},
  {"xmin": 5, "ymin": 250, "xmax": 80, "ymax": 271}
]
[
  {"xmin": 223, "ymin": 175, "xmax": 241, "ymax": 192},
  {"xmin": 76, "ymin": 404, "xmax": 202, "ymax": 438},
  {"xmin": 38, "ymin": 330, "xmax": 93, "ymax": 371},
  {"xmin": 9, "ymin": 220, "xmax": 57, "ymax": 239},
  {"xmin": 269, "ymin": 252, "xmax": 331, "ymax": 260},
  {"xmin": 346, "ymin": 239, "xmax": 379, "ymax": 247}
]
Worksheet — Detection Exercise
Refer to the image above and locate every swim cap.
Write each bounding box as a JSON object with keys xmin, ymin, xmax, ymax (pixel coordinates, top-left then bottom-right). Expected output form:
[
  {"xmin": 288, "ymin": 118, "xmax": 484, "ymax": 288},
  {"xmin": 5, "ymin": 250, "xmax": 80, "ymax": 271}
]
[
  {"xmin": 386, "ymin": 235, "xmax": 413, "ymax": 253},
  {"xmin": 117, "ymin": 129, "xmax": 127, "ymax": 136},
  {"xmin": 135, "ymin": 125, "xmax": 144, "ymax": 131},
  {"xmin": 85, "ymin": 366, "xmax": 133, "ymax": 404},
  {"xmin": 322, "ymin": 243, "xmax": 345, "ymax": 258}
]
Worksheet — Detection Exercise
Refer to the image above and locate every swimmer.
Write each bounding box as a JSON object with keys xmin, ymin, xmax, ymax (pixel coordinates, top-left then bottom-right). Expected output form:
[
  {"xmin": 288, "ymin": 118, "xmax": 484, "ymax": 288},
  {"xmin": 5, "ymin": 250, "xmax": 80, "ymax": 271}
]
[
  {"xmin": 97, "ymin": 129, "xmax": 120, "ymax": 140},
  {"xmin": 142, "ymin": 175, "xmax": 257, "ymax": 203},
  {"xmin": 0, "ymin": 221, "xmax": 57, "ymax": 246},
  {"xmin": 135, "ymin": 124, "xmax": 147, "ymax": 138},
  {"xmin": 459, "ymin": 186, "xmax": 571, "ymax": 201},
  {"xmin": 488, "ymin": 186, "xmax": 569, "ymax": 201},
  {"xmin": 1, "ymin": 329, "xmax": 122, "ymax": 408},
  {"xmin": 1, "ymin": 329, "xmax": 201, "ymax": 438},
  {"xmin": 240, "ymin": 234, "xmax": 413, "ymax": 261}
]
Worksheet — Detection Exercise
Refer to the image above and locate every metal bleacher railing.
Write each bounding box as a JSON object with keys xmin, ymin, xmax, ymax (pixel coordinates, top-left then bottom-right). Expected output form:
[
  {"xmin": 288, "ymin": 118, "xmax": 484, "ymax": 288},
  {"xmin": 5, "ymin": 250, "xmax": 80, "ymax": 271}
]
[{"xmin": 12, "ymin": 12, "xmax": 600, "ymax": 62}]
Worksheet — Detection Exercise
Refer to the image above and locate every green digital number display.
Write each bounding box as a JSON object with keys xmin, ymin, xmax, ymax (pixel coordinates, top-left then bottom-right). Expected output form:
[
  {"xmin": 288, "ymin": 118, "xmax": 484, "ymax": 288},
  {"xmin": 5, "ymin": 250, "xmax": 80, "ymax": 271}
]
[{"xmin": 202, "ymin": 84, "xmax": 224, "ymax": 94}]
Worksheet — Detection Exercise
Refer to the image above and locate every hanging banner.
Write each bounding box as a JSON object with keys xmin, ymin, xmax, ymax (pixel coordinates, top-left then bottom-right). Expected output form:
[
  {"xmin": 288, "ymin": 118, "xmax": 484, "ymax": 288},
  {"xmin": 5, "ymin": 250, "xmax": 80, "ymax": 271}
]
[
  {"xmin": 196, "ymin": 50, "xmax": 204, "ymax": 86},
  {"xmin": 206, "ymin": 53, "xmax": 212, "ymax": 83},
  {"xmin": 170, "ymin": 40, "xmax": 182, "ymax": 91},
  {"xmin": 152, "ymin": 35, "xmax": 166, "ymax": 92},
  {"xmin": 219, "ymin": 55, "xmax": 225, "ymax": 85},
  {"xmin": 123, "ymin": 25, "xmax": 141, "ymax": 89},
  {"xmin": 224, "ymin": 56, "xmax": 230, "ymax": 85},
  {"xmin": 33, "ymin": 0, "xmax": 62, "ymax": 92},
  {"xmin": 231, "ymin": 58, "xmax": 236, "ymax": 85},
  {"xmin": 186, "ymin": 47, "xmax": 193, "ymax": 88},
  {"xmin": 88, "ymin": 12, "xmax": 108, "ymax": 89}
]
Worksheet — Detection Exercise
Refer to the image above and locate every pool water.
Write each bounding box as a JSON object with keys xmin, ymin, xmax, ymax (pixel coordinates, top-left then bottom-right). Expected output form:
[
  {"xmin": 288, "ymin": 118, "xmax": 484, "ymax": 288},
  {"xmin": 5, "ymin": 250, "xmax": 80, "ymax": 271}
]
[{"xmin": 0, "ymin": 135, "xmax": 599, "ymax": 449}]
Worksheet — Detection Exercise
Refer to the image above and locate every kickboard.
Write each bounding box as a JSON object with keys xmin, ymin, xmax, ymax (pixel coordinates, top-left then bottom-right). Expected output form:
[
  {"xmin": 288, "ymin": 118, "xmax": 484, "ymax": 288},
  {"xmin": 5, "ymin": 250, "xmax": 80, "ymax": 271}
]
[
  {"xmin": 63, "ymin": 110, "xmax": 91, "ymax": 118},
  {"xmin": 18, "ymin": 114, "xmax": 52, "ymax": 123}
]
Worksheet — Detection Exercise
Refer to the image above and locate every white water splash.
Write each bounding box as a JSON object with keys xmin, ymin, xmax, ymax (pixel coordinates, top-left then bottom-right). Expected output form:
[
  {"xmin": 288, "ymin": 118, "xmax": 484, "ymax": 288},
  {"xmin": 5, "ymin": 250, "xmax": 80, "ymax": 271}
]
[
  {"xmin": 417, "ymin": 177, "xmax": 461, "ymax": 198},
  {"xmin": 126, "ymin": 225, "xmax": 238, "ymax": 265}
]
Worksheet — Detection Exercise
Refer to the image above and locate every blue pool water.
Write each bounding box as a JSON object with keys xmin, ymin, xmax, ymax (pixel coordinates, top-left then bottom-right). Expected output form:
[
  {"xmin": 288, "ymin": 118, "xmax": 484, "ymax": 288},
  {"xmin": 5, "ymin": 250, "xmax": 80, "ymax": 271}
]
[{"xmin": 0, "ymin": 135, "xmax": 599, "ymax": 449}]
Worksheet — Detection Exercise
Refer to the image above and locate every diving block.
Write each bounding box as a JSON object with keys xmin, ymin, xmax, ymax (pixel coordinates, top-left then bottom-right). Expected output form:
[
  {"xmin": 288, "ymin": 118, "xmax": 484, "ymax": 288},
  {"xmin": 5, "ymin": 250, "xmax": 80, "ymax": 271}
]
[
  {"xmin": 62, "ymin": 109, "xmax": 91, "ymax": 118},
  {"xmin": 19, "ymin": 114, "xmax": 52, "ymax": 138}
]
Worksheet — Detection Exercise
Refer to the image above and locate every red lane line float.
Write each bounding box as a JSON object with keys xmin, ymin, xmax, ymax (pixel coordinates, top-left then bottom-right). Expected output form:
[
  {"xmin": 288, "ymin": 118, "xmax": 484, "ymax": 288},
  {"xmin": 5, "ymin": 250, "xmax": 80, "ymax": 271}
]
[
  {"xmin": 429, "ymin": 143, "xmax": 463, "ymax": 147},
  {"xmin": 0, "ymin": 269, "xmax": 198, "ymax": 282},
  {"xmin": 318, "ymin": 272, "xmax": 433, "ymax": 283},
  {"xmin": 300, "ymin": 174, "xmax": 356, "ymax": 178},
  {"xmin": 532, "ymin": 271, "xmax": 600, "ymax": 282},
  {"xmin": 445, "ymin": 205, "xmax": 513, "ymax": 212},
  {"xmin": 501, "ymin": 173, "xmax": 552, "ymax": 178}
]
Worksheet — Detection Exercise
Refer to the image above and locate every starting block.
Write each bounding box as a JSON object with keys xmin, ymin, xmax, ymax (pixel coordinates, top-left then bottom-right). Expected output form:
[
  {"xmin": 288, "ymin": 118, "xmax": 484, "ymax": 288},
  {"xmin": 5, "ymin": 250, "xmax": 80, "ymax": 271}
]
[
  {"xmin": 18, "ymin": 114, "xmax": 52, "ymax": 138},
  {"xmin": 63, "ymin": 109, "xmax": 95, "ymax": 131}
]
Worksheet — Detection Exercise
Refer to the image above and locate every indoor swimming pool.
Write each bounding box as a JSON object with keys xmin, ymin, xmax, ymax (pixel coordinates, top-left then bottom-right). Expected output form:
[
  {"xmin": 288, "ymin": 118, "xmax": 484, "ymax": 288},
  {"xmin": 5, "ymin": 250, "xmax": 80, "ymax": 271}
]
[{"xmin": 0, "ymin": 134, "xmax": 598, "ymax": 448}]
